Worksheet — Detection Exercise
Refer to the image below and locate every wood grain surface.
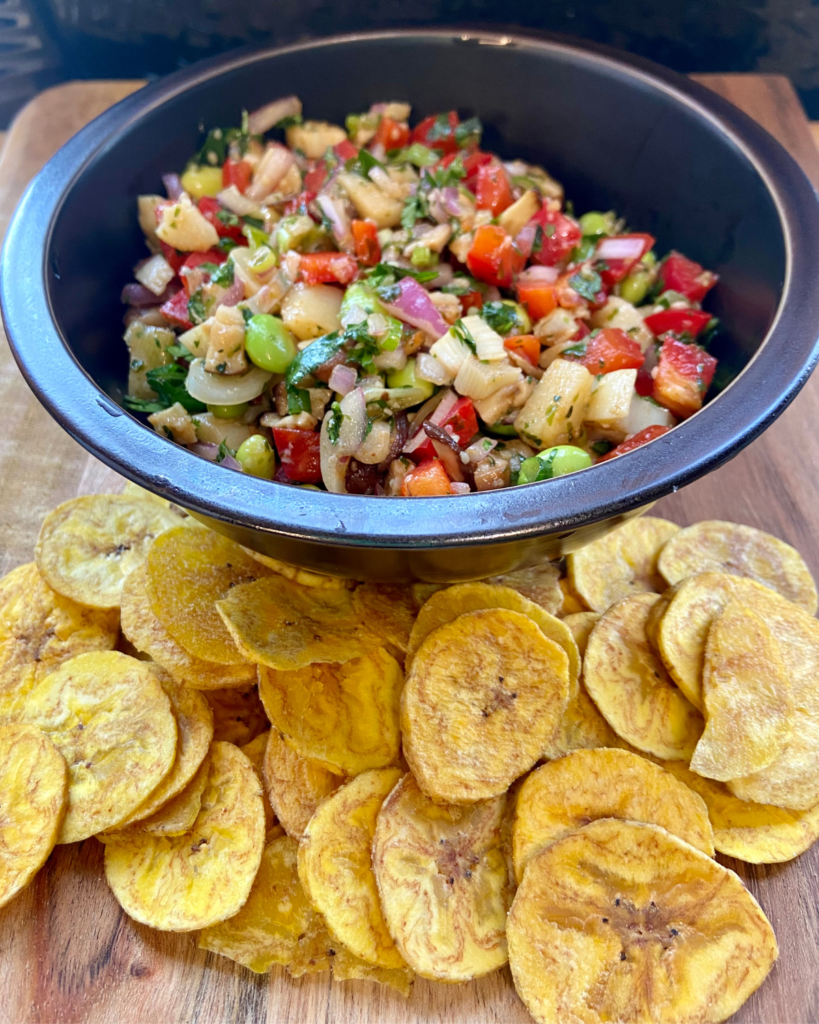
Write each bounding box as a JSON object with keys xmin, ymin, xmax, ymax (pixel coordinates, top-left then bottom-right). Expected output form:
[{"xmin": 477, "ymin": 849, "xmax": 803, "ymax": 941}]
[{"xmin": 1, "ymin": 75, "xmax": 818, "ymax": 1024}]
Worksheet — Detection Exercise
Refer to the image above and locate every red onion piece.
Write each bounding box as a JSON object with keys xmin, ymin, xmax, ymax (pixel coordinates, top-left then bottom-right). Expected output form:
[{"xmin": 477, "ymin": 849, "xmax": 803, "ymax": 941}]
[
  {"xmin": 379, "ymin": 277, "xmax": 450, "ymax": 340},
  {"xmin": 216, "ymin": 280, "xmax": 245, "ymax": 308},
  {"xmin": 442, "ymin": 187, "xmax": 462, "ymax": 217},
  {"xmin": 485, "ymin": 286, "xmax": 502, "ymax": 303},
  {"xmin": 189, "ymin": 442, "xmax": 218, "ymax": 461},
  {"xmin": 425, "ymin": 263, "xmax": 453, "ymax": 289},
  {"xmin": 121, "ymin": 282, "xmax": 179, "ymax": 307},
  {"xmin": 162, "ymin": 174, "xmax": 183, "ymax": 200},
  {"xmin": 596, "ymin": 236, "xmax": 647, "ymax": 260},
  {"xmin": 328, "ymin": 363, "xmax": 358, "ymax": 395},
  {"xmin": 247, "ymin": 95, "xmax": 302, "ymax": 135},
  {"xmin": 450, "ymin": 481, "xmax": 471, "ymax": 495},
  {"xmin": 517, "ymin": 264, "xmax": 560, "ymax": 285},
  {"xmin": 220, "ymin": 454, "xmax": 243, "ymax": 471},
  {"xmin": 316, "ymin": 194, "xmax": 354, "ymax": 252}
]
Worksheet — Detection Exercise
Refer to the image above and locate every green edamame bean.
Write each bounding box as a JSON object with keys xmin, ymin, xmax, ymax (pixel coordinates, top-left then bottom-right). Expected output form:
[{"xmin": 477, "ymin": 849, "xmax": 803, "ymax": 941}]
[
  {"xmin": 236, "ymin": 435, "xmax": 276, "ymax": 478},
  {"xmin": 207, "ymin": 402, "xmax": 249, "ymax": 420},
  {"xmin": 245, "ymin": 314, "xmax": 297, "ymax": 373},
  {"xmin": 619, "ymin": 270, "xmax": 652, "ymax": 306},
  {"xmin": 578, "ymin": 211, "xmax": 616, "ymax": 237},
  {"xmin": 518, "ymin": 445, "xmax": 592, "ymax": 484}
]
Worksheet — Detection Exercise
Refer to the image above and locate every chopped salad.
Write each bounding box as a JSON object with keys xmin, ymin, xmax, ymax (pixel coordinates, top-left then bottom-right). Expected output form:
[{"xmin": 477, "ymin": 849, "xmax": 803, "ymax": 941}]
[{"xmin": 122, "ymin": 96, "xmax": 720, "ymax": 496}]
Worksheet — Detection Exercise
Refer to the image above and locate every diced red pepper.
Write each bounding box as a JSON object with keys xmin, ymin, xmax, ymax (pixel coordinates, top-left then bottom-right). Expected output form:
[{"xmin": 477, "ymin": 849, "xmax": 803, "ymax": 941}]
[
  {"xmin": 411, "ymin": 112, "xmax": 460, "ymax": 155},
  {"xmin": 283, "ymin": 190, "xmax": 317, "ymax": 217},
  {"xmin": 222, "ymin": 158, "xmax": 253, "ymax": 194},
  {"xmin": 272, "ymin": 428, "xmax": 322, "ymax": 483},
  {"xmin": 159, "ymin": 241, "xmax": 185, "ymax": 274},
  {"xmin": 299, "ymin": 252, "xmax": 358, "ymax": 286},
  {"xmin": 528, "ymin": 207, "xmax": 582, "ymax": 267},
  {"xmin": 644, "ymin": 307, "xmax": 713, "ymax": 339},
  {"xmin": 457, "ymin": 288, "xmax": 484, "ymax": 315},
  {"xmin": 373, "ymin": 116, "xmax": 410, "ymax": 150},
  {"xmin": 504, "ymin": 335, "xmax": 540, "ymax": 367},
  {"xmin": 351, "ymin": 219, "xmax": 381, "ymax": 266},
  {"xmin": 653, "ymin": 337, "xmax": 718, "ymax": 419},
  {"xmin": 564, "ymin": 327, "xmax": 645, "ymax": 374},
  {"xmin": 198, "ymin": 196, "xmax": 244, "ymax": 242},
  {"xmin": 401, "ymin": 458, "xmax": 451, "ymax": 496},
  {"xmin": 304, "ymin": 161, "xmax": 329, "ymax": 192},
  {"xmin": 333, "ymin": 139, "xmax": 359, "ymax": 162},
  {"xmin": 460, "ymin": 150, "xmax": 493, "ymax": 193},
  {"xmin": 466, "ymin": 225, "xmax": 525, "ymax": 288},
  {"xmin": 474, "ymin": 163, "xmax": 513, "ymax": 216},
  {"xmin": 572, "ymin": 320, "xmax": 592, "ymax": 341},
  {"xmin": 160, "ymin": 288, "xmax": 194, "ymax": 330},
  {"xmin": 598, "ymin": 425, "xmax": 672, "ymax": 461},
  {"xmin": 442, "ymin": 396, "xmax": 479, "ymax": 446},
  {"xmin": 517, "ymin": 281, "xmax": 557, "ymax": 320},
  {"xmin": 595, "ymin": 233, "xmax": 654, "ymax": 289},
  {"xmin": 660, "ymin": 252, "xmax": 718, "ymax": 303},
  {"xmin": 180, "ymin": 249, "xmax": 227, "ymax": 295}
]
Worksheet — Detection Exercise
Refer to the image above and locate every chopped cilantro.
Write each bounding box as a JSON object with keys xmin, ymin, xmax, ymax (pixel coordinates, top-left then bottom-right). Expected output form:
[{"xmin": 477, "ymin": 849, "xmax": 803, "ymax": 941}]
[
  {"xmin": 561, "ymin": 340, "xmax": 589, "ymax": 358},
  {"xmin": 454, "ymin": 116, "xmax": 483, "ymax": 149},
  {"xmin": 166, "ymin": 342, "xmax": 191, "ymax": 360},
  {"xmin": 326, "ymin": 401, "xmax": 344, "ymax": 445},
  {"xmin": 366, "ymin": 263, "xmax": 438, "ymax": 288},
  {"xmin": 345, "ymin": 148, "xmax": 383, "ymax": 178},
  {"xmin": 242, "ymin": 214, "xmax": 265, "ymax": 230},
  {"xmin": 216, "ymin": 208, "xmax": 241, "ymax": 227},
  {"xmin": 401, "ymin": 192, "xmax": 428, "ymax": 232},
  {"xmin": 275, "ymin": 113, "xmax": 303, "ymax": 129},
  {"xmin": 210, "ymin": 262, "xmax": 235, "ymax": 288},
  {"xmin": 452, "ymin": 318, "xmax": 477, "ymax": 353},
  {"xmin": 568, "ymin": 268, "xmax": 603, "ymax": 302},
  {"xmin": 240, "ymin": 307, "xmax": 254, "ymax": 325},
  {"xmin": 426, "ymin": 113, "xmax": 454, "ymax": 143},
  {"xmin": 215, "ymin": 236, "xmax": 239, "ymax": 254},
  {"xmin": 531, "ymin": 224, "xmax": 544, "ymax": 254},
  {"xmin": 195, "ymin": 112, "xmax": 254, "ymax": 166},
  {"xmin": 481, "ymin": 301, "xmax": 525, "ymax": 337},
  {"xmin": 143, "ymin": 363, "xmax": 205, "ymax": 413},
  {"xmin": 216, "ymin": 439, "xmax": 237, "ymax": 464},
  {"xmin": 187, "ymin": 290, "xmax": 211, "ymax": 325}
]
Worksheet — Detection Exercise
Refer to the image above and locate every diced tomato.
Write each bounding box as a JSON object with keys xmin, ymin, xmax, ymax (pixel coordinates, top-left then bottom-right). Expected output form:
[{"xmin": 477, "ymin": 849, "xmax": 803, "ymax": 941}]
[
  {"xmin": 373, "ymin": 116, "xmax": 410, "ymax": 150},
  {"xmin": 283, "ymin": 190, "xmax": 317, "ymax": 217},
  {"xmin": 653, "ymin": 337, "xmax": 718, "ymax": 419},
  {"xmin": 572, "ymin": 320, "xmax": 592, "ymax": 341},
  {"xmin": 159, "ymin": 241, "xmax": 185, "ymax": 274},
  {"xmin": 304, "ymin": 162, "xmax": 329, "ymax": 192},
  {"xmin": 517, "ymin": 281, "xmax": 557, "ymax": 320},
  {"xmin": 198, "ymin": 196, "xmax": 244, "ymax": 242},
  {"xmin": 660, "ymin": 252, "xmax": 718, "ymax": 303},
  {"xmin": 595, "ymin": 233, "xmax": 654, "ymax": 289},
  {"xmin": 474, "ymin": 163, "xmax": 513, "ymax": 216},
  {"xmin": 160, "ymin": 288, "xmax": 194, "ymax": 330},
  {"xmin": 351, "ymin": 219, "xmax": 381, "ymax": 266},
  {"xmin": 272, "ymin": 428, "xmax": 322, "ymax": 483},
  {"xmin": 333, "ymin": 139, "xmax": 359, "ymax": 162},
  {"xmin": 504, "ymin": 335, "xmax": 540, "ymax": 367},
  {"xmin": 457, "ymin": 288, "xmax": 484, "ymax": 315},
  {"xmin": 529, "ymin": 207, "xmax": 582, "ymax": 267},
  {"xmin": 598, "ymin": 425, "xmax": 672, "ymax": 462},
  {"xmin": 222, "ymin": 158, "xmax": 253, "ymax": 194},
  {"xmin": 565, "ymin": 327, "xmax": 644, "ymax": 374},
  {"xmin": 299, "ymin": 252, "xmax": 358, "ymax": 286},
  {"xmin": 466, "ymin": 225, "xmax": 525, "ymax": 288},
  {"xmin": 180, "ymin": 249, "xmax": 227, "ymax": 295},
  {"xmin": 644, "ymin": 307, "xmax": 713, "ymax": 339},
  {"xmin": 460, "ymin": 150, "xmax": 493, "ymax": 193},
  {"xmin": 412, "ymin": 112, "xmax": 460, "ymax": 154},
  {"xmin": 442, "ymin": 396, "xmax": 479, "ymax": 446},
  {"xmin": 401, "ymin": 458, "xmax": 451, "ymax": 496}
]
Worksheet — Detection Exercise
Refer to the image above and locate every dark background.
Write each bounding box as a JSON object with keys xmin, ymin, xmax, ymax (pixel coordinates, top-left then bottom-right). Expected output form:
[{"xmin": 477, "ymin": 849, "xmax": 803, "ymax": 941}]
[{"xmin": 4, "ymin": 0, "xmax": 819, "ymax": 126}]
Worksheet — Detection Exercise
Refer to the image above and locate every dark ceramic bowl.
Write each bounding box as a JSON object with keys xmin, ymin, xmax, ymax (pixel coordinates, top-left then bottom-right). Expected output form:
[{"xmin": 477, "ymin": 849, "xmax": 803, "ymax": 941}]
[{"xmin": 4, "ymin": 30, "xmax": 819, "ymax": 582}]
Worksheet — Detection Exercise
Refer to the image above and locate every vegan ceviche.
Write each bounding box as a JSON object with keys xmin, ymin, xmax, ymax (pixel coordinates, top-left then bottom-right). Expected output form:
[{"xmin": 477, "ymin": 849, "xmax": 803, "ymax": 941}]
[{"xmin": 122, "ymin": 96, "xmax": 720, "ymax": 496}]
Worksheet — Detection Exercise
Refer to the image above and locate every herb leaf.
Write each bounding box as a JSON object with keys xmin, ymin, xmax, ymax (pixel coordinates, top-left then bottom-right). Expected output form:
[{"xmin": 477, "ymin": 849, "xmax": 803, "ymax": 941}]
[
  {"xmin": 216, "ymin": 439, "xmax": 237, "ymax": 464},
  {"xmin": 187, "ymin": 290, "xmax": 211, "ymax": 326},
  {"xmin": 568, "ymin": 268, "xmax": 603, "ymax": 302},
  {"xmin": 481, "ymin": 301, "xmax": 525, "ymax": 337},
  {"xmin": 143, "ymin": 364, "xmax": 206, "ymax": 413},
  {"xmin": 327, "ymin": 401, "xmax": 344, "ymax": 445},
  {"xmin": 452, "ymin": 318, "xmax": 477, "ymax": 353},
  {"xmin": 454, "ymin": 116, "xmax": 483, "ymax": 149}
]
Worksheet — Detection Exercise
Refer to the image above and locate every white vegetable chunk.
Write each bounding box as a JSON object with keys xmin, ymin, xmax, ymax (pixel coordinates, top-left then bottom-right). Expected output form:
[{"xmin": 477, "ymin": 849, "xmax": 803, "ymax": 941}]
[
  {"xmin": 454, "ymin": 356, "xmax": 522, "ymax": 400},
  {"xmin": 585, "ymin": 369, "xmax": 638, "ymax": 441},
  {"xmin": 205, "ymin": 304, "xmax": 248, "ymax": 375},
  {"xmin": 135, "ymin": 254, "xmax": 175, "ymax": 296},
  {"xmin": 155, "ymin": 194, "xmax": 219, "ymax": 252},
  {"xmin": 514, "ymin": 358, "xmax": 593, "ymax": 448},
  {"xmin": 590, "ymin": 297, "xmax": 653, "ymax": 351},
  {"xmin": 286, "ymin": 120, "xmax": 347, "ymax": 159},
  {"xmin": 337, "ymin": 173, "xmax": 403, "ymax": 228},
  {"xmin": 281, "ymin": 282, "xmax": 344, "ymax": 340},
  {"xmin": 124, "ymin": 320, "xmax": 176, "ymax": 399},
  {"xmin": 148, "ymin": 403, "xmax": 197, "ymax": 445}
]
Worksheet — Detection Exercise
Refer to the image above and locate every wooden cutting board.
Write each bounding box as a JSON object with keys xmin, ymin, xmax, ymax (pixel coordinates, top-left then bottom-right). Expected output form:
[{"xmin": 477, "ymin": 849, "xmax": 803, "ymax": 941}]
[{"xmin": 1, "ymin": 74, "xmax": 819, "ymax": 1024}]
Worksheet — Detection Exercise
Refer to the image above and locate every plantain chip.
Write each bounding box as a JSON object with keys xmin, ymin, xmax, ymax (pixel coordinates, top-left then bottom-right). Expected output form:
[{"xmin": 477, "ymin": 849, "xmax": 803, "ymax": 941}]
[
  {"xmin": 507, "ymin": 818, "xmax": 777, "ymax": 1024},
  {"xmin": 690, "ymin": 602, "xmax": 793, "ymax": 782},
  {"xmin": 562, "ymin": 611, "xmax": 601, "ymax": 657},
  {"xmin": 217, "ymin": 575, "xmax": 380, "ymax": 670},
  {"xmin": 205, "ymin": 685, "xmax": 268, "ymax": 746},
  {"xmin": 567, "ymin": 516, "xmax": 680, "ymax": 613},
  {"xmin": 352, "ymin": 585, "xmax": 416, "ymax": 653},
  {"xmin": 259, "ymin": 649, "xmax": 403, "ymax": 775},
  {"xmin": 132, "ymin": 755, "xmax": 210, "ymax": 837},
  {"xmin": 512, "ymin": 748, "xmax": 714, "ymax": 882},
  {"xmin": 23, "ymin": 651, "xmax": 177, "ymax": 843},
  {"xmin": 262, "ymin": 728, "xmax": 343, "ymax": 840},
  {"xmin": 242, "ymin": 547, "xmax": 350, "ymax": 589},
  {"xmin": 35, "ymin": 494, "xmax": 184, "ymax": 609},
  {"xmin": 121, "ymin": 564, "xmax": 256, "ymax": 689},
  {"xmin": 104, "ymin": 740, "xmax": 264, "ymax": 930},
  {"xmin": 406, "ymin": 582, "xmax": 580, "ymax": 692},
  {"xmin": 122, "ymin": 481, "xmax": 195, "ymax": 523},
  {"xmin": 147, "ymin": 527, "xmax": 273, "ymax": 665},
  {"xmin": 660, "ymin": 759, "xmax": 819, "ymax": 864},
  {"xmin": 299, "ymin": 768, "xmax": 405, "ymax": 969},
  {"xmin": 658, "ymin": 519, "xmax": 818, "ymax": 613},
  {"xmin": 0, "ymin": 562, "xmax": 119, "ymax": 720},
  {"xmin": 373, "ymin": 773, "xmax": 511, "ymax": 982},
  {"xmin": 403, "ymin": 609, "xmax": 569, "ymax": 803},
  {"xmin": 584, "ymin": 594, "xmax": 703, "ymax": 760},
  {"xmin": 486, "ymin": 561, "xmax": 563, "ymax": 615},
  {"xmin": 331, "ymin": 945, "xmax": 414, "ymax": 996},
  {"xmin": 557, "ymin": 576, "xmax": 588, "ymax": 616},
  {"xmin": 240, "ymin": 730, "xmax": 277, "ymax": 834},
  {"xmin": 0, "ymin": 724, "xmax": 67, "ymax": 908},
  {"xmin": 410, "ymin": 582, "xmax": 444, "ymax": 608}
]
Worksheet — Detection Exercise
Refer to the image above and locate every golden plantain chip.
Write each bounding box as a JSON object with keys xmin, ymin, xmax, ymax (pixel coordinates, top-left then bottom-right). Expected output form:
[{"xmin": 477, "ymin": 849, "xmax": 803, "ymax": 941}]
[
  {"xmin": 584, "ymin": 594, "xmax": 703, "ymax": 761},
  {"xmin": 259, "ymin": 649, "xmax": 403, "ymax": 776},
  {"xmin": 403, "ymin": 609, "xmax": 569, "ymax": 803},
  {"xmin": 135, "ymin": 756, "xmax": 210, "ymax": 837},
  {"xmin": 660, "ymin": 759, "xmax": 819, "ymax": 864},
  {"xmin": 410, "ymin": 582, "xmax": 444, "ymax": 608},
  {"xmin": 120, "ymin": 564, "xmax": 256, "ymax": 689},
  {"xmin": 562, "ymin": 611, "xmax": 601, "ymax": 657},
  {"xmin": 406, "ymin": 582, "xmax": 580, "ymax": 692},
  {"xmin": 240, "ymin": 731, "xmax": 277, "ymax": 834},
  {"xmin": 557, "ymin": 576, "xmax": 588, "ymax": 616},
  {"xmin": 512, "ymin": 748, "xmax": 714, "ymax": 882},
  {"xmin": 35, "ymin": 494, "xmax": 184, "ymax": 609},
  {"xmin": 205, "ymin": 685, "xmax": 268, "ymax": 746},
  {"xmin": 104, "ymin": 740, "xmax": 265, "ymax": 930},
  {"xmin": 262, "ymin": 728, "xmax": 343, "ymax": 840},
  {"xmin": 0, "ymin": 724, "xmax": 67, "ymax": 908},
  {"xmin": 299, "ymin": 768, "xmax": 405, "ymax": 970},
  {"xmin": 217, "ymin": 575, "xmax": 380, "ymax": 670},
  {"xmin": 658, "ymin": 519, "xmax": 818, "ymax": 613},
  {"xmin": 352, "ymin": 585, "xmax": 416, "ymax": 653},
  {"xmin": 23, "ymin": 651, "xmax": 177, "ymax": 843},
  {"xmin": 147, "ymin": 527, "xmax": 273, "ymax": 665},
  {"xmin": 507, "ymin": 818, "xmax": 778, "ymax": 1024},
  {"xmin": 122, "ymin": 482, "xmax": 197, "ymax": 524},
  {"xmin": 331, "ymin": 945, "xmax": 414, "ymax": 997},
  {"xmin": 567, "ymin": 516, "xmax": 680, "ymax": 613},
  {"xmin": 486, "ymin": 561, "xmax": 563, "ymax": 615},
  {"xmin": 0, "ymin": 562, "xmax": 119, "ymax": 720},
  {"xmin": 373, "ymin": 773, "xmax": 511, "ymax": 982},
  {"xmin": 242, "ymin": 547, "xmax": 350, "ymax": 589},
  {"xmin": 690, "ymin": 602, "xmax": 793, "ymax": 782}
]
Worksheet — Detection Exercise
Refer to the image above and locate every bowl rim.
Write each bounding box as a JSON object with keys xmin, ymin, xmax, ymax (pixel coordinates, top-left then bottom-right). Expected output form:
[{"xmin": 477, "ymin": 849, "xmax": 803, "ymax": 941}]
[{"xmin": 3, "ymin": 27, "xmax": 819, "ymax": 550}]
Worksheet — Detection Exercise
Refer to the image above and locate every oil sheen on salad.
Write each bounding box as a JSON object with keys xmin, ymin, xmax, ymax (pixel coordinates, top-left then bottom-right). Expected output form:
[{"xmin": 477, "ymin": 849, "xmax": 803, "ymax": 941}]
[{"xmin": 122, "ymin": 96, "xmax": 719, "ymax": 497}]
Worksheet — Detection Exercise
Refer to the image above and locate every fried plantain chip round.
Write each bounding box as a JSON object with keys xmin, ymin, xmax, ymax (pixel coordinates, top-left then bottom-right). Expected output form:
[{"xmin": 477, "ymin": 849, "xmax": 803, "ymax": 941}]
[
  {"xmin": 557, "ymin": 576, "xmax": 588, "ymax": 616},
  {"xmin": 507, "ymin": 818, "xmax": 778, "ymax": 1024},
  {"xmin": 132, "ymin": 756, "xmax": 210, "ymax": 837},
  {"xmin": 205, "ymin": 685, "xmax": 268, "ymax": 746},
  {"xmin": 658, "ymin": 519, "xmax": 818, "ymax": 613},
  {"xmin": 690, "ymin": 602, "xmax": 793, "ymax": 782},
  {"xmin": 562, "ymin": 611, "xmax": 601, "ymax": 657},
  {"xmin": 486, "ymin": 561, "xmax": 563, "ymax": 615},
  {"xmin": 373, "ymin": 773, "xmax": 511, "ymax": 982},
  {"xmin": 567, "ymin": 516, "xmax": 680, "ymax": 613},
  {"xmin": 659, "ymin": 760, "xmax": 819, "ymax": 864},
  {"xmin": 512, "ymin": 748, "xmax": 714, "ymax": 882},
  {"xmin": 0, "ymin": 562, "xmax": 119, "ymax": 720},
  {"xmin": 147, "ymin": 527, "xmax": 272, "ymax": 665},
  {"xmin": 584, "ymin": 594, "xmax": 703, "ymax": 761},
  {"xmin": 403, "ymin": 609, "xmax": 569, "ymax": 803},
  {"xmin": 240, "ymin": 731, "xmax": 277, "ymax": 835},
  {"xmin": 120, "ymin": 564, "xmax": 256, "ymax": 689},
  {"xmin": 299, "ymin": 768, "xmax": 405, "ymax": 969},
  {"xmin": 242, "ymin": 547, "xmax": 350, "ymax": 589},
  {"xmin": 352, "ymin": 585, "xmax": 417, "ymax": 653},
  {"xmin": 23, "ymin": 651, "xmax": 177, "ymax": 843},
  {"xmin": 35, "ymin": 495, "xmax": 184, "ymax": 609},
  {"xmin": 262, "ymin": 728, "xmax": 343, "ymax": 840},
  {"xmin": 331, "ymin": 945, "xmax": 414, "ymax": 997},
  {"xmin": 0, "ymin": 724, "xmax": 67, "ymax": 908},
  {"xmin": 104, "ymin": 741, "xmax": 264, "ymax": 930}
]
